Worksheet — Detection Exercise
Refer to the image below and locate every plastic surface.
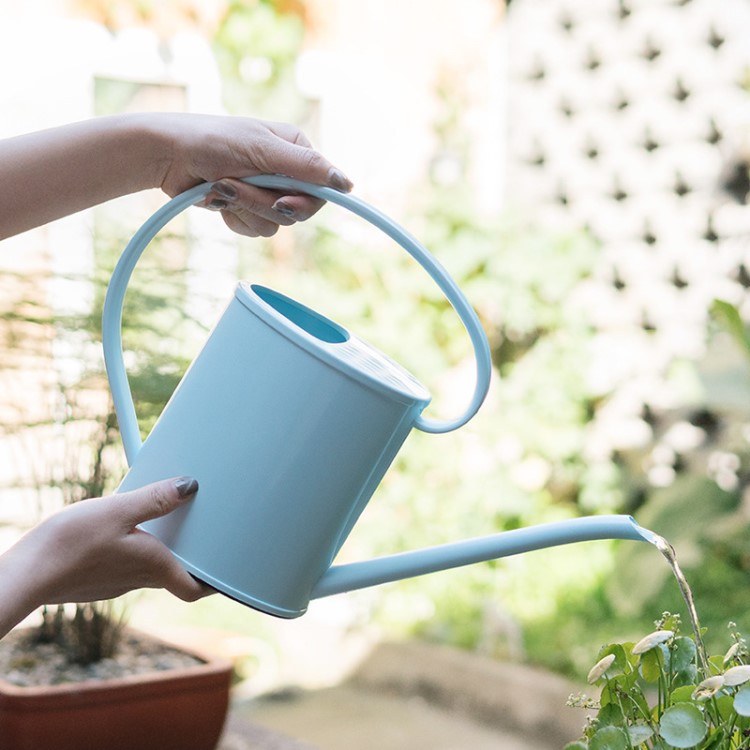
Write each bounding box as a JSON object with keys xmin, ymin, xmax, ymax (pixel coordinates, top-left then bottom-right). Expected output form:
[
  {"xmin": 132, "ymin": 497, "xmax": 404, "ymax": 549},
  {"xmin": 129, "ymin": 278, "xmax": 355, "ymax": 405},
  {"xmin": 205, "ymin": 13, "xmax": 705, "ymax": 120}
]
[{"xmin": 312, "ymin": 514, "xmax": 651, "ymax": 599}]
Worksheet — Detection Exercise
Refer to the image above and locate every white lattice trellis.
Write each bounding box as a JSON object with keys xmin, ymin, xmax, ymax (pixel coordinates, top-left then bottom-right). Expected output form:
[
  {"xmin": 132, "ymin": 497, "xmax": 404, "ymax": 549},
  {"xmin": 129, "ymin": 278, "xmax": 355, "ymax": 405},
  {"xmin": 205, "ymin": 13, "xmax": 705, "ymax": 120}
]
[{"xmin": 506, "ymin": 0, "xmax": 750, "ymax": 476}]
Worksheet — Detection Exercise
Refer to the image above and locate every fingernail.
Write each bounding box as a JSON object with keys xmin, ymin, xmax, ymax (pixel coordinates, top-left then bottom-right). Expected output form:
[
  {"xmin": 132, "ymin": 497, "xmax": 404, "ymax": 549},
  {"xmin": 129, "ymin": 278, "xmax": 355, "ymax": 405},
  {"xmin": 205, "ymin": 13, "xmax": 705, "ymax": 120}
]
[
  {"xmin": 207, "ymin": 198, "xmax": 228, "ymax": 211},
  {"xmin": 327, "ymin": 167, "xmax": 353, "ymax": 192},
  {"xmin": 273, "ymin": 199, "xmax": 296, "ymax": 218},
  {"xmin": 174, "ymin": 477, "xmax": 199, "ymax": 498},
  {"xmin": 212, "ymin": 181, "xmax": 238, "ymax": 201}
]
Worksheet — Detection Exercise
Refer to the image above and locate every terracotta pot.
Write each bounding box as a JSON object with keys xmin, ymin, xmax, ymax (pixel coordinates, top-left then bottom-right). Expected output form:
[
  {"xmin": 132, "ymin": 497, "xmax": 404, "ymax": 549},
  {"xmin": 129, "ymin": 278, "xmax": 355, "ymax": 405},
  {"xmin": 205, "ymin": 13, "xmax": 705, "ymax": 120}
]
[{"xmin": 0, "ymin": 634, "xmax": 233, "ymax": 750}]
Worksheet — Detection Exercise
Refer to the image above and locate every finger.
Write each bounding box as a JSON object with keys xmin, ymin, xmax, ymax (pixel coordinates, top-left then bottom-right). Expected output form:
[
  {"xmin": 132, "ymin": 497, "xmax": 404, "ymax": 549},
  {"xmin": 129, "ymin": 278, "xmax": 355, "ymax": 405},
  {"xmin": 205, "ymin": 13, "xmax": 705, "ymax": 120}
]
[
  {"xmin": 162, "ymin": 565, "xmax": 210, "ymax": 602},
  {"xmin": 271, "ymin": 195, "xmax": 326, "ymax": 222},
  {"xmin": 202, "ymin": 179, "xmax": 290, "ymax": 223},
  {"xmin": 265, "ymin": 120, "xmax": 314, "ymax": 149},
  {"xmin": 204, "ymin": 179, "xmax": 328, "ymax": 229},
  {"xmin": 203, "ymin": 178, "xmax": 323, "ymax": 223},
  {"xmin": 202, "ymin": 180, "xmax": 295, "ymax": 237},
  {"xmin": 114, "ymin": 477, "xmax": 199, "ymax": 527},
  {"xmin": 220, "ymin": 209, "xmax": 283, "ymax": 238},
  {"xmin": 129, "ymin": 529, "xmax": 210, "ymax": 602},
  {"xmin": 256, "ymin": 131, "xmax": 353, "ymax": 192}
]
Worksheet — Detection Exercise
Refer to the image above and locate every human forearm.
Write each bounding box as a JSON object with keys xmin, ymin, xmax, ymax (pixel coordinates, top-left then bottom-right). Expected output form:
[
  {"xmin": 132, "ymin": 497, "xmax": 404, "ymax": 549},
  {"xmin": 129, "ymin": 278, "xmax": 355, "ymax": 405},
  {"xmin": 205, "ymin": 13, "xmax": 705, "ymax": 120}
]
[
  {"xmin": 0, "ymin": 538, "xmax": 44, "ymax": 639},
  {"xmin": 0, "ymin": 114, "xmax": 169, "ymax": 239},
  {"xmin": 0, "ymin": 112, "xmax": 352, "ymax": 240}
]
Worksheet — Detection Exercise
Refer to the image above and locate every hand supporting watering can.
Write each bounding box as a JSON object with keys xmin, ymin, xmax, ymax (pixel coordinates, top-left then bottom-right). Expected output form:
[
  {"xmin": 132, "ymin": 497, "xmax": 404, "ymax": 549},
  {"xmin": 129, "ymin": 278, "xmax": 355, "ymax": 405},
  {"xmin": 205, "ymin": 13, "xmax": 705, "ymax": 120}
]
[{"xmin": 0, "ymin": 112, "xmax": 354, "ymax": 639}]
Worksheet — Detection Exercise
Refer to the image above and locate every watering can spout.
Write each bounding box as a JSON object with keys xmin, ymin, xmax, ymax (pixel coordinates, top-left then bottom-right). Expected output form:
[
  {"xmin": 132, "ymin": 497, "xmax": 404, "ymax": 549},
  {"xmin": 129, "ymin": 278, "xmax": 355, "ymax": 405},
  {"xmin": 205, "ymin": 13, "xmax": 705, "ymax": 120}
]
[{"xmin": 311, "ymin": 515, "xmax": 651, "ymax": 601}]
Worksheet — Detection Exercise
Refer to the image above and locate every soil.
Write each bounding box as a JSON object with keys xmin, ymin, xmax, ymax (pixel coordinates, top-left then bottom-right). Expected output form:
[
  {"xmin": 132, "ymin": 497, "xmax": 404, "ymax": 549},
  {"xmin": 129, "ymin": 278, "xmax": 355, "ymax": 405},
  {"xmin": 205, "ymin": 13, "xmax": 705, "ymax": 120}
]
[{"xmin": 0, "ymin": 627, "xmax": 204, "ymax": 687}]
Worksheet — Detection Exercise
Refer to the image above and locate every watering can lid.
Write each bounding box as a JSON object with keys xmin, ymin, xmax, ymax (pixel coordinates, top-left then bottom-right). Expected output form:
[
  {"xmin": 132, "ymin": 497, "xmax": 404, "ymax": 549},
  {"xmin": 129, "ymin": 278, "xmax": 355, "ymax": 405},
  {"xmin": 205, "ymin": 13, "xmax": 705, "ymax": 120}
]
[{"xmin": 235, "ymin": 282, "xmax": 432, "ymax": 406}]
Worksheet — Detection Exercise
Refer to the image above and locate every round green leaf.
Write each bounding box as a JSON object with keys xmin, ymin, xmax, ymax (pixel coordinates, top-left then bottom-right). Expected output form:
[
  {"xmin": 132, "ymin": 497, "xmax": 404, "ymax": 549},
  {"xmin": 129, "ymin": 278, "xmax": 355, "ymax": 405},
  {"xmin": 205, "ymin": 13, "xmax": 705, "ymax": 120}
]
[
  {"xmin": 734, "ymin": 684, "xmax": 750, "ymax": 717},
  {"xmin": 670, "ymin": 637, "xmax": 697, "ymax": 673},
  {"xmin": 670, "ymin": 685, "xmax": 697, "ymax": 704},
  {"xmin": 658, "ymin": 703, "xmax": 708, "ymax": 748},
  {"xmin": 709, "ymin": 655, "xmax": 725, "ymax": 673},
  {"xmin": 640, "ymin": 646, "xmax": 665, "ymax": 683},
  {"xmin": 563, "ymin": 743, "xmax": 588, "ymax": 750},
  {"xmin": 627, "ymin": 723, "xmax": 654, "ymax": 745},
  {"xmin": 598, "ymin": 702, "xmax": 624, "ymax": 728},
  {"xmin": 672, "ymin": 665, "xmax": 698, "ymax": 689},
  {"xmin": 715, "ymin": 694, "xmax": 735, "ymax": 723},
  {"xmin": 590, "ymin": 726, "xmax": 629, "ymax": 750},
  {"xmin": 625, "ymin": 688, "xmax": 651, "ymax": 722}
]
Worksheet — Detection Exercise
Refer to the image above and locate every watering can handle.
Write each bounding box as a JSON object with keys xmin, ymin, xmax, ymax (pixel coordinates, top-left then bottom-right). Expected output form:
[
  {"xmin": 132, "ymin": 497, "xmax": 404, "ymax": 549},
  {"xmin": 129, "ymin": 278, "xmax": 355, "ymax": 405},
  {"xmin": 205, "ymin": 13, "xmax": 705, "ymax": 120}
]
[{"xmin": 103, "ymin": 175, "xmax": 492, "ymax": 465}]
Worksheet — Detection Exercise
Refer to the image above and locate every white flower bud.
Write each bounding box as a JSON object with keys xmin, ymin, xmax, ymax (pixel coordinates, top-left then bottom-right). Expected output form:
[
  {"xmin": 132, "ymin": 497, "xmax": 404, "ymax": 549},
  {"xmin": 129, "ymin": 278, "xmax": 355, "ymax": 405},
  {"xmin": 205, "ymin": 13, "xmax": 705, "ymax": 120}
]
[
  {"xmin": 692, "ymin": 675, "xmax": 725, "ymax": 700},
  {"xmin": 723, "ymin": 665, "xmax": 750, "ymax": 687},
  {"xmin": 632, "ymin": 630, "xmax": 674, "ymax": 655},
  {"xmin": 587, "ymin": 653, "xmax": 616, "ymax": 684}
]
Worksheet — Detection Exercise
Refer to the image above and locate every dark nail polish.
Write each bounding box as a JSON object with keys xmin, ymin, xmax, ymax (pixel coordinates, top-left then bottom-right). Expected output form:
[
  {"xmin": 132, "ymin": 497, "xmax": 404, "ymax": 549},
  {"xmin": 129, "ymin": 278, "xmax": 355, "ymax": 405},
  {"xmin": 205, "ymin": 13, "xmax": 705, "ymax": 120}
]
[
  {"xmin": 212, "ymin": 181, "xmax": 238, "ymax": 200},
  {"xmin": 175, "ymin": 477, "xmax": 199, "ymax": 498},
  {"xmin": 327, "ymin": 167, "xmax": 353, "ymax": 192},
  {"xmin": 207, "ymin": 198, "xmax": 228, "ymax": 211},
  {"xmin": 273, "ymin": 200, "xmax": 296, "ymax": 218}
]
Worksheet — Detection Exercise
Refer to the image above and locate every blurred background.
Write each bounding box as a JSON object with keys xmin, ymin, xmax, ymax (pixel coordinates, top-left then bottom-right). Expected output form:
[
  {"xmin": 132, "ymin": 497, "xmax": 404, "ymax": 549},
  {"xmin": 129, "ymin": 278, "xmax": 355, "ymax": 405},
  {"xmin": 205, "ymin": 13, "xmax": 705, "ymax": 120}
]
[{"xmin": 1, "ymin": 0, "xmax": 750, "ymax": 701}]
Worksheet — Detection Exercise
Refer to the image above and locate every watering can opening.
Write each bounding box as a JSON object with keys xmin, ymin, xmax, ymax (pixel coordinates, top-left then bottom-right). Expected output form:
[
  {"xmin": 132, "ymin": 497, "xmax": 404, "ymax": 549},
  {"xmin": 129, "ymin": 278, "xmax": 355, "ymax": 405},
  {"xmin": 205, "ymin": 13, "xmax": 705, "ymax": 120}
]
[{"xmin": 251, "ymin": 284, "xmax": 350, "ymax": 345}]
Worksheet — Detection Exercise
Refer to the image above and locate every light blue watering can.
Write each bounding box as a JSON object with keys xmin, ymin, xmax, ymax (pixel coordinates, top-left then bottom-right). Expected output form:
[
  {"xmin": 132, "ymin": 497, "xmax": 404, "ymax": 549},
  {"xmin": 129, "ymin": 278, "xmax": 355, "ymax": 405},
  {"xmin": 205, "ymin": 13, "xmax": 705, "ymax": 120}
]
[{"xmin": 103, "ymin": 175, "xmax": 651, "ymax": 618}]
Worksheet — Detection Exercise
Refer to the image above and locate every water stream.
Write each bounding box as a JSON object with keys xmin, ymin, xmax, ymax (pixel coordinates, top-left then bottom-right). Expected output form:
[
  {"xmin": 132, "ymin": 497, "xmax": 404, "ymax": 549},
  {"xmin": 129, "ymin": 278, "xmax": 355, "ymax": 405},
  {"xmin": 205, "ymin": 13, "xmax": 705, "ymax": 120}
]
[{"xmin": 641, "ymin": 529, "xmax": 709, "ymax": 675}]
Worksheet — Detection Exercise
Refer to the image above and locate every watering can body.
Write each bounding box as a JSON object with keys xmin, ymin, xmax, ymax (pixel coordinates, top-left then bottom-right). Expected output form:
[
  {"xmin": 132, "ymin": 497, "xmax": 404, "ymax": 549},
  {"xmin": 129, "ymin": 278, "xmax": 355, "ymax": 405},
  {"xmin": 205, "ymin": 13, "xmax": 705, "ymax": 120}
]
[
  {"xmin": 119, "ymin": 282, "xmax": 430, "ymax": 617},
  {"xmin": 105, "ymin": 176, "xmax": 649, "ymax": 619}
]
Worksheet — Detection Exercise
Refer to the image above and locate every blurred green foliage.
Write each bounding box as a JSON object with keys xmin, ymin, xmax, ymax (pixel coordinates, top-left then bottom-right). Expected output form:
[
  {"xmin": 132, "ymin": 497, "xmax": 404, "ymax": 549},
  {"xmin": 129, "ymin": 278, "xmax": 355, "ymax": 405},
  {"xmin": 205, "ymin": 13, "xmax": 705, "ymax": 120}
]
[{"xmin": 212, "ymin": 0, "xmax": 305, "ymax": 118}]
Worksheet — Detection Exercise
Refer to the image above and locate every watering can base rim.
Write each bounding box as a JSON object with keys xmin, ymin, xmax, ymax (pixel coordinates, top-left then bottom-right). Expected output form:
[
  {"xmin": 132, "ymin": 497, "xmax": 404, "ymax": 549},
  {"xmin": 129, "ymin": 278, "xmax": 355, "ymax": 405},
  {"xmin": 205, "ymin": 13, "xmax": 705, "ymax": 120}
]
[{"xmin": 174, "ymin": 554, "xmax": 307, "ymax": 620}]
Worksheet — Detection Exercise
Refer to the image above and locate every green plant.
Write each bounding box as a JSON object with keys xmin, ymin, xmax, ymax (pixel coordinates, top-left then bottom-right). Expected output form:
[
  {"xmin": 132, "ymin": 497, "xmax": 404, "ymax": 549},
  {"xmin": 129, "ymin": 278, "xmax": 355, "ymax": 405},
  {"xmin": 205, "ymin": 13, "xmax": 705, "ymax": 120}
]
[
  {"xmin": 567, "ymin": 613, "xmax": 750, "ymax": 749},
  {"xmin": 212, "ymin": 0, "xmax": 305, "ymax": 118},
  {"xmin": 0, "ymin": 219, "xmax": 202, "ymax": 664},
  {"xmin": 32, "ymin": 399, "xmax": 128, "ymax": 665}
]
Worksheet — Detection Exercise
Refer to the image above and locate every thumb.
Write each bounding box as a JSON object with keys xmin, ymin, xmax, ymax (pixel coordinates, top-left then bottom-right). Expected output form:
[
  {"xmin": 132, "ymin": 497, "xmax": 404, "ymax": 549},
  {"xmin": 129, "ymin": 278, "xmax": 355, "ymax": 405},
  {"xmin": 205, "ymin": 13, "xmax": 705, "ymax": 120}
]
[
  {"xmin": 114, "ymin": 476, "xmax": 199, "ymax": 527},
  {"xmin": 263, "ymin": 136, "xmax": 353, "ymax": 192}
]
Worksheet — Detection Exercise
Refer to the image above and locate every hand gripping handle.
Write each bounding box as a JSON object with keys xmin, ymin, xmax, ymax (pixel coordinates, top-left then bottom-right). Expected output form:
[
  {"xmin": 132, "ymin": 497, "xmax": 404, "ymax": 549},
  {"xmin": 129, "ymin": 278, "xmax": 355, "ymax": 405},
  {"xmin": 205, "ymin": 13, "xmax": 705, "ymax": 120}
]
[{"xmin": 103, "ymin": 175, "xmax": 493, "ymax": 465}]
